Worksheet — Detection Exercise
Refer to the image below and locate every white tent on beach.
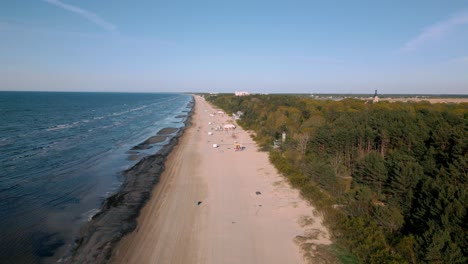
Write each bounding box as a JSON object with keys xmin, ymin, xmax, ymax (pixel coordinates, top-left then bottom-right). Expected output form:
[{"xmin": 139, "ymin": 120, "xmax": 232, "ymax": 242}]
[{"xmin": 223, "ymin": 124, "xmax": 236, "ymax": 130}]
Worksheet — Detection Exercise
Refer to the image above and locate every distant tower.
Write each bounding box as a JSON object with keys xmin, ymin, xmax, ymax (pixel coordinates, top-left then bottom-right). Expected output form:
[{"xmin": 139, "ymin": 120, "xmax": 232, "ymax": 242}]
[{"xmin": 373, "ymin": 90, "xmax": 379, "ymax": 103}]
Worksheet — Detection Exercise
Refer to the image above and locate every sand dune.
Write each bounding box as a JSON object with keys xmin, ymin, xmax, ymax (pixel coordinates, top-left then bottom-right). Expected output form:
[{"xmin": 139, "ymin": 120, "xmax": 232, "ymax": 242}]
[{"xmin": 110, "ymin": 95, "xmax": 330, "ymax": 264}]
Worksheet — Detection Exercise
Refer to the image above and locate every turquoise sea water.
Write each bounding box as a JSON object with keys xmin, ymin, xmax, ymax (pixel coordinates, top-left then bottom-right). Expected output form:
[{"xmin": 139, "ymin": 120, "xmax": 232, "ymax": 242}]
[{"xmin": 0, "ymin": 92, "xmax": 192, "ymax": 263}]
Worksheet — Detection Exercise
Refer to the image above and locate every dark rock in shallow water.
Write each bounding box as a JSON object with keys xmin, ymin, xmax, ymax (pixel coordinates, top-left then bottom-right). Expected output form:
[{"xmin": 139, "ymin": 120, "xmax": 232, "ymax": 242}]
[
  {"xmin": 145, "ymin": 136, "xmax": 167, "ymax": 144},
  {"xmin": 66, "ymin": 98, "xmax": 194, "ymax": 264},
  {"xmin": 131, "ymin": 136, "xmax": 167, "ymax": 151},
  {"xmin": 131, "ymin": 144, "xmax": 151, "ymax": 150},
  {"xmin": 157, "ymin": 127, "xmax": 178, "ymax": 135},
  {"xmin": 127, "ymin": 154, "xmax": 141, "ymax": 161}
]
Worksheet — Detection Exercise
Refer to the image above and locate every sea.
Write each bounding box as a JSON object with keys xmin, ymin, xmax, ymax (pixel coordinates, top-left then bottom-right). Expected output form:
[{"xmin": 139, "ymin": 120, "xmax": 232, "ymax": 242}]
[{"xmin": 0, "ymin": 92, "xmax": 193, "ymax": 263}]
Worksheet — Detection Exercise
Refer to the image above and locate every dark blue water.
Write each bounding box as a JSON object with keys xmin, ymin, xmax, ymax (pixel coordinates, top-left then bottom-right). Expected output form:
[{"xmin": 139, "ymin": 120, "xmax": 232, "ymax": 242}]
[{"xmin": 0, "ymin": 92, "xmax": 193, "ymax": 263}]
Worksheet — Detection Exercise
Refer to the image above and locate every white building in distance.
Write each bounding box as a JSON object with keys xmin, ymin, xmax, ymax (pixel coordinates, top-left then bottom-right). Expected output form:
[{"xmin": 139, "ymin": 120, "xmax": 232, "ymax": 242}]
[{"xmin": 235, "ymin": 91, "xmax": 250, "ymax": 96}]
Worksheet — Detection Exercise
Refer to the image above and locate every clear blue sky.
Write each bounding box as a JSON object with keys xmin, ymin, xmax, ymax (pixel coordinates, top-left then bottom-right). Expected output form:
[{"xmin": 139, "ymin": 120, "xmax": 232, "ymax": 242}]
[{"xmin": 1, "ymin": 0, "xmax": 467, "ymax": 94}]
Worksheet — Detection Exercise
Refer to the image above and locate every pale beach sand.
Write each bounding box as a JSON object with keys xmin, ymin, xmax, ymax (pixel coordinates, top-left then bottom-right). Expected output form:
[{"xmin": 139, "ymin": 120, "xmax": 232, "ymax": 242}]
[{"xmin": 110, "ymin": 95, "xmax": 331, "ymax": 264}]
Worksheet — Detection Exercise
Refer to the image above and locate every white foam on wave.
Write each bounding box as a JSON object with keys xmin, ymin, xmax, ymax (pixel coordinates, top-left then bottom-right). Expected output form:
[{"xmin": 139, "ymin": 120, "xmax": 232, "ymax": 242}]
[
  {"xmin": 129, "ymin": 105, "xmax": 148, "ymax": 112},
  {"xmin": 45, "ymin": 117, "xmax": 98, "ymax": 132},
  {"xmin": 111, "ymin": 104, "xmax": 149, "ymax": 117},
  {"xmin": 83, "ymin": 208, "xmax": 101, "ymax": 222},
  {"xmin": 46, "ymin": 124, "xmax": 74, "ymax": 131},
  {"xmin": 111, "ymin": 110, "xmax": 129, "ymax": 116},
  {"xmin": 0, "ymin": 137, "xmax": 14, "ymax": 146}
]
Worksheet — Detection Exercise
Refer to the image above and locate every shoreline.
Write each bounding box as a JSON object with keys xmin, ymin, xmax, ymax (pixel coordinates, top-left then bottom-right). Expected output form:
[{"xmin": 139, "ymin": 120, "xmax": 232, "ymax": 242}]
[
  {"xmin": 109, "ymin": 95, "xmax": 331, "ymax": 264},
  {"xmin": 65, "ymin": 99, "xmax": 194, "ymax": 263}
]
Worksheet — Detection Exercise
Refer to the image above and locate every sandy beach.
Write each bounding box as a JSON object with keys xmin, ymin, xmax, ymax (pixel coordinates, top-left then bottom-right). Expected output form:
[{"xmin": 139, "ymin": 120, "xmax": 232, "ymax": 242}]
[{"xmin": 110, "ymin": 95, "xmax": 330, "ymax": 264}]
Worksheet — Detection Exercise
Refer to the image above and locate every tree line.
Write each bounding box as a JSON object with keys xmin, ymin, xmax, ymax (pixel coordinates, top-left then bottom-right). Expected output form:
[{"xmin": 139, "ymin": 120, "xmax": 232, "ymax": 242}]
[{"xmin": 206, "ymin": 94, "xmax": 467, "ymax": 263}]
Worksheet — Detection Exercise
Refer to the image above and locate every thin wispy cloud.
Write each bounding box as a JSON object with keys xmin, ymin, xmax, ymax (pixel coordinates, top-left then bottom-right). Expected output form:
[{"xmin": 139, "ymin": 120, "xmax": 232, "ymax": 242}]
[
  {"xmin": 43, "ymin": 0, "xmax": 117, "ymax": 33},
  {"xmin": 0, "ymin": 19, "xmax": 109, "ymax": 40},
  {"xmin": 402, "ymin": 11, "xmax": 468, "ymax": 51}
]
